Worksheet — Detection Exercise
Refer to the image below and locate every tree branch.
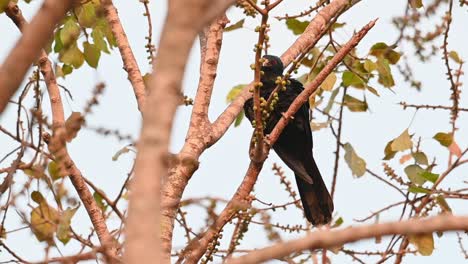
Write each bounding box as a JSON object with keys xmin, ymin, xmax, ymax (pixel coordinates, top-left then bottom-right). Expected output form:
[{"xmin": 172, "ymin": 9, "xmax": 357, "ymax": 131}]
[
  {"xmin": 228, "ymin": 215, "xmax": 468, "ymax": 264},
  {"xmin": 0, "ymin": 0, "xmax": 78, "ymax": 114},
  {"xmin": 101, "ymin": 0, "xmax": 147, "ymax": 111}
]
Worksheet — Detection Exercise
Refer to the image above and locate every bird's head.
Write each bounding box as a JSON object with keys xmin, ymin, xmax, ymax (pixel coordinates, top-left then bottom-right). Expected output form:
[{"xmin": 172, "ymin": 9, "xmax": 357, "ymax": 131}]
[{"xmin": 261, "ymin": 55, "xmax": 284, "ymax": 80}]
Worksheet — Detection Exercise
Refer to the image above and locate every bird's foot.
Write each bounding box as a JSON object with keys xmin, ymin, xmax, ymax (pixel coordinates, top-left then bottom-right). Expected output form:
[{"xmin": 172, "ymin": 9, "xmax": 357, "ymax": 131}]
[{"xmin": 281, "ymin": 112, "xmax": 294, "ymax": 120}]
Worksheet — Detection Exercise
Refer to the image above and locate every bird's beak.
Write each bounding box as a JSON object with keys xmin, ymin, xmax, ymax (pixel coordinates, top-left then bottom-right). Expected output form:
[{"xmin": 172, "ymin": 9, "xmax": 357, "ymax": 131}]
[{"xmin": 262, "ymin": 58, "xmax": 270, "ymax": 67}]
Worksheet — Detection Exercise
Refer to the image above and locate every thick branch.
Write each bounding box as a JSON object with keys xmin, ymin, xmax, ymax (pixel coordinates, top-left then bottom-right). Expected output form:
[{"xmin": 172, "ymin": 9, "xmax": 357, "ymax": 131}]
[
  {"xmin": 125, "ymin": 1, "xmax": 235, "ymax": 263},
  {"xmin": 101, "ymin": 0, "xmax": 146, "ymax": 111},
  {"xmin": 228, "ymin": 215, "xmax": 468, "ymax": 264},
  {"xmin": 0, "ymin": 0, "xmax": 77, "ymax": 114},
  {"xmin": 160, "ymin": 14, "xmax": 229, "ymax": 259}
]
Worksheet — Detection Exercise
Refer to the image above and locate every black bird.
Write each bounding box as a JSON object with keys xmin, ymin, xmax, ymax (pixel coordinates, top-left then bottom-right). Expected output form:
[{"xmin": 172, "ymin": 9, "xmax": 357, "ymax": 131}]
[{"xmin": 244, "ymin": 55, "xmax": 334, "ymax": 225}]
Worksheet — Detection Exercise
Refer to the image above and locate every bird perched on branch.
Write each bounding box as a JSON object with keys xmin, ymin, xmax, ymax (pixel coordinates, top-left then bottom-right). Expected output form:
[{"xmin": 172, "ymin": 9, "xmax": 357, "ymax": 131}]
[{"xmin": 244, "ymin": 55, "xmax": 334, "ymax": 225}]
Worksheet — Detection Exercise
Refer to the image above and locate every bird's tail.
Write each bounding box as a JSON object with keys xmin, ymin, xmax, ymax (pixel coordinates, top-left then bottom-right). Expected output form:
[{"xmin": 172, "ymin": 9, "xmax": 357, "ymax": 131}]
[{"xmin": 295, "ymin": 160, "xmax": 334, "ymax": 225}]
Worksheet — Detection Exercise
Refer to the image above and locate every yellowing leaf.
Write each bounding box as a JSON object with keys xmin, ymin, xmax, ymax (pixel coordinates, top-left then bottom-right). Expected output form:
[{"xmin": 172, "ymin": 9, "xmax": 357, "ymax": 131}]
[
  {"xmin": 448, "ymin": 51, "xmax": 462, "ymax": 63},
  {"xmin": 57, "ymin": 206, "xmax": 79, "ymax": 244},
  {"xmin": 83, "ymin": 42, "xmax": 101, "ymax": 68},
  {"xmin": 76, "ymin": 1, "xmax": 97, "ymax": 28},
  {"xmin": 433, "ymin": 132, "xmax": 453, "ymax": 147},
  {"xmin": 391, "ymin": 129, "xmax": 412, "ymax": 152},
  {"xmin": 409, "ymin": 0, "xmax": 424, "ymax": 8},
  {"xmin": 30, "ymin": 197, "xmax": 59, "ymax": 243},
  {"xmin": 412, "ymin": 152, "xmax": 428, "ymax": 165},
  {"xmin": 383, "ymin": 140, "xmax": 397, "ymax": 160},
  {"xmin": 364, "ymin": 59, "xmax": 377, "ymax": 72},
  {"xmin": 342, "ymin": 71, "xmax": 364, "ymax": 88},
  {"xmin": 436, "ymin": 196, "xmax": 452, "ymax": 213},
  {"xmin": 409, "ymin": 233, "xmax": 434, "ymax": 256},
  {"xmin": 376, "ymin": 59, "xmax": 395, "ymax": 88},
  {"xmin": 320, "ymin": 73, "xmax": 337, "ymax": 91},
  {"xmin": 224, "ymin": 19, "xmax": 245, "ymax": 32},
  {"xmin": 59, "ymin": 44, "xmax": 84, "ymax": 68},
  {"xmin": 48, "ymin": 161, "xmax": 65, "ymax": 181},
  {"xmin": 343, "ymin": 94, "xmax": 368, "ymax": 112},
  {"xmin": 344, "ymin": 143, "xmax": 366, "ymax": 177},
  {"xmin": 60, "ymin": 18, "xmax": 80, "ymax": 47}
]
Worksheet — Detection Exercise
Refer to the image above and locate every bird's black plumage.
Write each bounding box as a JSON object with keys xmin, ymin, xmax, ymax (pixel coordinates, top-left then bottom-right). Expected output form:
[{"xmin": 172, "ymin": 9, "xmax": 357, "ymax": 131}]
[{"xmin": 244, "ymin": 55, "xmax": 334, "ymax": 225}]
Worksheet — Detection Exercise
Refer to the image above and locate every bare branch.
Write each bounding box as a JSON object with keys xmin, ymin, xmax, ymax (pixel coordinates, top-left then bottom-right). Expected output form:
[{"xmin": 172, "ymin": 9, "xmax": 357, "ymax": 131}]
[{"xmin": 228, "ymin": 215, "xmax": 468, "ymax": 264}]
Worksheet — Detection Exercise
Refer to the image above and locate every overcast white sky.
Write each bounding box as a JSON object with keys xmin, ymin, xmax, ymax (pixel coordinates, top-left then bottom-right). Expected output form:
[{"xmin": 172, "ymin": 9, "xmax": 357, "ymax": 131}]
[{"xmin": 0, "ymin": 0, "xmax": 467, "ymax": 263}]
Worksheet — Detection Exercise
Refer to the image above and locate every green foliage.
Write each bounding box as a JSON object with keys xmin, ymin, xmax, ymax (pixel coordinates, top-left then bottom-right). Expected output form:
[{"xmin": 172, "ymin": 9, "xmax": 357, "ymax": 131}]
[
  {"xmin": 342, "ymin": 71, "xmax": 364, "ymax": 88},
  {"xmin": 225, "ymin": 19, "xmax": 245, "ymax": 32},
  {"xmin": 343, "ymin": 94, "xmax": 368, "ymax": 112},
  {"xmin": 404, "ymin": 164, "xmax": 426, "ymax": 185},
  {"xmin": 226, "ymin": 84, "xmax": 247, "ymax": 127},
  {"xmin": 344, "ymin": 143, "xmax": 366, "ymax": 177},
  {"xmin": 83, "ymin": 41, "xmax": 101, "ymax": 68},
  {"xmin": 408, "ymin": 185, "xmax": 431, "ymax": 194},
  {"xmin": 285, "ymin": 18, "xmax": 308, "ymax": 35},
  {"xmin": 433, "ymin": 132, "xmax": 453, "ymax": 147},
  {"xmin": 412, "ymin": 152, "xmax": 429, "ymax": 165}
]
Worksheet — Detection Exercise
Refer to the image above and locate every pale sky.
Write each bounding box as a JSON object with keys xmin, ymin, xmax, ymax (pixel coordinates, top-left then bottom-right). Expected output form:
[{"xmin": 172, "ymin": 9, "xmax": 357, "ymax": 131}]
[{"xmin": 0, "ymin": 0, "xmax": 467, "ymax": 263}]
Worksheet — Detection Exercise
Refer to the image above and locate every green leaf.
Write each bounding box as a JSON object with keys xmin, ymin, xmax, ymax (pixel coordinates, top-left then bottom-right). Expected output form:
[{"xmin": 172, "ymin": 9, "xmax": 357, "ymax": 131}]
[
  {"xmin": 363, "ymin": 59, "xmax": 377, "ymax": 72},
  {"xmin": 383, "ymin": 140, "xmax": 397, "ymax": 160},
  {"xmin": 344, "ymin": 143, "xmax": 366, "ymax": 177},
  {"xmin": 93, "ymin": 192, "xmax": 107, "ymax": 212},
  {"xmin": 48, "ymin": 161, "xmax": 64, "ymax": 181},
  {"xmin": 409, "ymin": 0, "xmax": 424, "ymax": 8},
  {"xmin": 404, "ymin": 164, "xmax": 426, "ymax": 185},
  {"xmin": 408, "ymin": 185, "xmax": 431, "ymax": 194},
  {"xmin": 57, "ymin": 206, "xmax": 79, "ymax": 244},
  {"xmin": 409, "ymin": 233, "xmax": 434, "ymax": 256},
  {"xmin": 343, "ymin": 94, "xmax": 368, "ymax": 112},
  {"xmin": 412, "ymin": 152, "xmax": 428, "ymax": 165},
  {"xmin": 320, "ymin": 73, "xmax": 337, "ymax": 91},
  {"xmin": 59, "ymin": 44, "xmax": 84, "ymax": 68},
  {"xmin": 60, "ymin": 18, "xmax": 80, "ymax": 47},
  {"xmin": 342, "ymin": 71, "xmax": 364, "ymax": 88},
  {"xmin": 391, "ymin": 129, "xmax": 412, "ymax": 152},
  {"xmin": 234, "ymin": 110, "xmax": 244, "ymax": 127},
  {"xmin": 226, "ymin": 84, "xmax": 246, "ymax": 102},
  {"xmin": 376, "ymin": 59, "xmax": 395, "ymax": 87},
  {"xmin": 83, "ymin": 42, "xmax": 101, "ymax": 68},
  {"xmin": 449, "ymin": 51, "xmax": 462, "ymax": 63},
  {"xmin": 370, "ymin": 42, "xmax": 389, "ymax": 57},
  {"xmin": 53, "ymin": 30, "xmax": 64, "ymax": 53},
  {"xmin": 224, "ymin": 19, "xmax": 245, "ymax": 32},
  {"xmin": 420, "ymin": 171, "xmax": 439, "ymax": 183},
  {"xmin": 436, "ymin": 196, "xmax": 452, "ymax": 213},
  {"xmin": 91, "ymin": 28, "xmax": 110, "ymax": 53},
  {"xmin": 62, "ymin": 64, "xmax": 73, "ymax": 75},
  {"xmin": 433, "ymin": 132, "xmax": 453, "ymax": 147},
  {"xmin": 331, "ymin": 217, "xmax": 344, "ymax": 228},
  {"xmin": 285, "ymin": 18, "xmax": 308, "ymax": 35},
  {"xmin": 76, "ymin": 1, "xmax": 97, "ymax": 28}
]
